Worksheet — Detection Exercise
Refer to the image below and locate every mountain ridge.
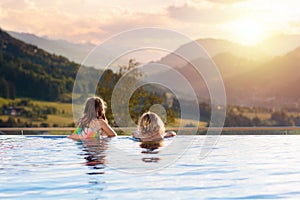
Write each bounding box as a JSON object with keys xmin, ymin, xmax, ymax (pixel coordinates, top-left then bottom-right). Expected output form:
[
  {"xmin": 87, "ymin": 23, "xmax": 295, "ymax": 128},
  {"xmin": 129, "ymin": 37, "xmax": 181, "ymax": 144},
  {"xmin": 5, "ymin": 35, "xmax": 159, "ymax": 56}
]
[
  {"xmin": 8, "ymin": 30, "xmax": 300, "ymax": 67},
  {"xmin": 3, "ymin": 29, "xmax": 300, "ymax": 108},
  {"xmin": 0, "ymin": 28, "xmax": 101, "ymax": 101},
  {"xmin": 8, "ymin": 31, "xmax": 95, "ymax": 66}
]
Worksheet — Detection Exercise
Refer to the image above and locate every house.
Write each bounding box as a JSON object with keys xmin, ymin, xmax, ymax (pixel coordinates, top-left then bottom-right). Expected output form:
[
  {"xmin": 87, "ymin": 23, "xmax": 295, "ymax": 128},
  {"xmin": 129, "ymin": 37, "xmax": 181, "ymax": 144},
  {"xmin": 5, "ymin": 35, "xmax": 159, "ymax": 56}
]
[{"xmin": 3, "ymin": 107, "xmax": 25, "ymax": 116}]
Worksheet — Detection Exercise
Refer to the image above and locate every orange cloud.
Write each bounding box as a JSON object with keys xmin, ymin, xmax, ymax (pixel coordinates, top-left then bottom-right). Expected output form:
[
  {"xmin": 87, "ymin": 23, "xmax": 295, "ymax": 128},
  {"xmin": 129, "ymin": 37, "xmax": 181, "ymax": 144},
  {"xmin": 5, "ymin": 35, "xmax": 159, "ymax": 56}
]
[
  {"xmin": 166, "ymin": 3, "xmax": 240, "ymax": 23},
  {"xmin": 1, "ymin": 0, "xmax": 300, "ymax": 45}
]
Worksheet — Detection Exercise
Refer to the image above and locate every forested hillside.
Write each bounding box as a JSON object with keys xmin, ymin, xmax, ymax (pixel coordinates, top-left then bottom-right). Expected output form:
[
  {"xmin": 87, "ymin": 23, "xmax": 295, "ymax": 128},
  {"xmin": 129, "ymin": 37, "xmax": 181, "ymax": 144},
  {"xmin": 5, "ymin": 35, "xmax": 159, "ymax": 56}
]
[{"xmin": 0, "ymin": 29, "xmax": 78, "ymax": 101}]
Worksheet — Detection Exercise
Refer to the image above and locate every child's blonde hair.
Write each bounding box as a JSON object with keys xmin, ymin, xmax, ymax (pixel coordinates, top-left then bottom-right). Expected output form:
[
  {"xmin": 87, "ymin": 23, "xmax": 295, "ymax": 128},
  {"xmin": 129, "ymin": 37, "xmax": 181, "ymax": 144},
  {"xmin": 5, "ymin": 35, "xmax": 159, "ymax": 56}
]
[{"xmin": 138, "ymin": 112, "xmax": 165, "ymax": 136}]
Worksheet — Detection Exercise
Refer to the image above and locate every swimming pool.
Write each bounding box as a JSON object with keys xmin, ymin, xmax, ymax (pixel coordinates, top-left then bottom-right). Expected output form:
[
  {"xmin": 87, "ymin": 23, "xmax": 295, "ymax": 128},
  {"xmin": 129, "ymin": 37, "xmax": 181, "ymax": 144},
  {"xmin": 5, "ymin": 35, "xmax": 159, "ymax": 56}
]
[{"xmin": 1, "ymin": 135, "xmax": 300, "ymax": 199}]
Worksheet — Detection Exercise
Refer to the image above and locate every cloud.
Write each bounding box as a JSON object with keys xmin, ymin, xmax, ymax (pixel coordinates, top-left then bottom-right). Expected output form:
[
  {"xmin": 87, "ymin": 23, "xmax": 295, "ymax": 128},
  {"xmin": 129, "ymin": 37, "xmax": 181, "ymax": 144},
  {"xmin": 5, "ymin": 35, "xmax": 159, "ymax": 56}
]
[
  {"xmin": 1, "ymin": 0, "xmax": 299, "ymax": 45},
  {"xmin": 0, "ymin": 1, "xmax": 106, "ymax": 43},
  {"xmin": 0, "ymin": 0, "xmax": 173, "ymax": 44},
  {"xmin": 203, "ymin": 0, "xmax": 247, "ymax": 4},
  {"xmin": 166, "ymin": 2, "xmax": 241, "ymax": 24},
  {"xmin": 0, "ymin": 0, "xmax": 28, "ymax": 10},
  {"xmin": 100, "ymin": 12, "xmax": 168, "ymax": 34},
  {"xmin": 0, "ymin": 0, "xmax": 255, "ymax": 44}
]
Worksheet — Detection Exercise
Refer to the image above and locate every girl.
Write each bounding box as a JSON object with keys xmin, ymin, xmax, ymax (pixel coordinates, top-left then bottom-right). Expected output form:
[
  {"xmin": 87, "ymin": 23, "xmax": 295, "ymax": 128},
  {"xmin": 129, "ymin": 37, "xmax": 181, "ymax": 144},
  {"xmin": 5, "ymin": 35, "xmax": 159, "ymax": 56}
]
[
  {"xmin": 68, "ymin": 97, "xmax": 117, "ymax": 140},
  {"xmin": 132, "ymin": 111, "xmax": 176, "ymax": 142}
]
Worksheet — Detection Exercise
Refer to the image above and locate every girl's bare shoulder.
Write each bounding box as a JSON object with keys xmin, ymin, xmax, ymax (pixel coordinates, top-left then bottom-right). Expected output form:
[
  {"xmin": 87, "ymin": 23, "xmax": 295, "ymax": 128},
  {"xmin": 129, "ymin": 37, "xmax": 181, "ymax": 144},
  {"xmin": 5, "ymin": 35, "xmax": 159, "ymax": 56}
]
[{"xmin": 97, "ymin": 118, "xmax": 107, "ymax": 124}]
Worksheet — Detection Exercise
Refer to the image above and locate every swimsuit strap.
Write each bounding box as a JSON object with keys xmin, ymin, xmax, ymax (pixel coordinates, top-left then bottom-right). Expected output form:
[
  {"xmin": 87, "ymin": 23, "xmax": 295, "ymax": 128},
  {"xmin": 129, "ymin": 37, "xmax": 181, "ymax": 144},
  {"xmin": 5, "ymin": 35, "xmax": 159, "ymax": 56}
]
[{"xmin": 73, "ymin": 119, "xmax": 104, "ymax": 139}]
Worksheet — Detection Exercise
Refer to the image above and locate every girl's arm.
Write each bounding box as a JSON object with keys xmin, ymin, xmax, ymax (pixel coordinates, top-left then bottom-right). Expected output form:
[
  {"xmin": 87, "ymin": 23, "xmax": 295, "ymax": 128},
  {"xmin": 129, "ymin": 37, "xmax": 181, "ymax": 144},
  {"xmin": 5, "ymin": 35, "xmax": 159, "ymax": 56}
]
[
  {"xmin": 132, "ymin": 131, "xmax": 139, "ymax": 137},
  {"xmin": 98, "ymin": 119, "xmax": 117, "ymax": 137},
  {"xmin": 68, "ymin": 133, "xmax": 81, "ymax": 140},
  {"xmin": 163, "ymin": 131, "xmax": 176, "ymax": 138}
]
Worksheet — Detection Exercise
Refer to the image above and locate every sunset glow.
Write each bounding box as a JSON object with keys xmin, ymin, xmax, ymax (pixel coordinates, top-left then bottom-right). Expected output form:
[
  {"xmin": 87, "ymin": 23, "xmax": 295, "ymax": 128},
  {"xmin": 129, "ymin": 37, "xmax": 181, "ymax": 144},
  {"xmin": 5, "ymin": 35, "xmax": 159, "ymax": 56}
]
[
  {"xmin": 228, "ymin": 19, "xmax": 265, "ymax": 45},
  {"xmin": 0, "ymin": 0, "xmax": 300, "ymax": 45}
]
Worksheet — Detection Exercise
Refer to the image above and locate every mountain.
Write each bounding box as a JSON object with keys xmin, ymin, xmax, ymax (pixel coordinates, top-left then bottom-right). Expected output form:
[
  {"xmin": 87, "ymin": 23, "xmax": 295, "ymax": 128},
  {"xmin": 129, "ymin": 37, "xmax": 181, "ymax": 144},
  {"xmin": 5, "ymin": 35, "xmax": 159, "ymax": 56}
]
[
  {"xmin": 152, "ymin": 37, "xmax": 300, "ymax": 107},
  {"xmin": 8, "ymin": 30, "xmax": 300, "ymax": 69},
  {"xmin": 195, "ymin": 38, "xmax": 272, "ymax": 60},
  {"xmin": 4, "ymin": 29, "xmax": 300, "ymax": 107},
  {"xmin": 8, "ymin": 31, "xmax": 95, "ymax": 66},
  {"xmin": 227, "ymin": 46, "xmax": 300, "ymax": 107},
  {"xmin": 157, "ymin": 38, "xmax": 270, "ymax": 66},
  {"xmin": 197, "ymin": 35, "xmax": 300, "ymax": 58},
  {"xmin": 0, "ymin": 28, "xmax": 99, "ymax": 101},
  {"xmin": 152, "ymin": 38, "xmax": 267, "ymax": 101},
  {"xmin": 258, "ymin": 34, "xmax": 300, "ymax": 55}
]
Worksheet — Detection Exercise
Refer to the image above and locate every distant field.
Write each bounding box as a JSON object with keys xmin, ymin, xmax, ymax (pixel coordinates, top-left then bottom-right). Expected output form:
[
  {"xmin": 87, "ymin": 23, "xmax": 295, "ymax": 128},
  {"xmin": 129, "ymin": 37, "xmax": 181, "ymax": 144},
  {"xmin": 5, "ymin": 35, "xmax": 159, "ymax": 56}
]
[
  {"xmin": 0, "ymin": 97, "xmax": 209, "ymax": 128},
  {"xmin": 46, "ymin": 115, "xmax": 74, "ymax": 127},
  {"xmin": 3, "ymin": 97, "xmax": 293, "ymax": 130},
  {"xmin": 0, "ymin": 98, "xmax": 15, "ymax": 107},
  {"xmin": 0, "ymin": 97, "xmax": 74, "ymax": 127},
  {"xmin": 171, "ymin": 118, "xmax": 208, "ymax": 127},
  {"xmin": 243, "ymin": 112, "xmax": 271, "ymax": 120},
  {"xmin": 32, "ymin": 100, "xmax": 73, "ymax": 115}
]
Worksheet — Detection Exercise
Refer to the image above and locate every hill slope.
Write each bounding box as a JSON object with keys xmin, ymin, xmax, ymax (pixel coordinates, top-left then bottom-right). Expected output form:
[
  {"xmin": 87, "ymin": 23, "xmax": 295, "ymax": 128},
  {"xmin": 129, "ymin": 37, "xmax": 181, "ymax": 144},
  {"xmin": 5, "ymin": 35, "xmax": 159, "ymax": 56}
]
[
  {"xmin": 0, "ymin": 29, "xmax": 80, "ymax": 101},
  {"xmin": 8, "ymin": 31, "xmax": 95, "ymax": 65},
  {"xmin": 154, "ymin": 38, "xmax": 300, "ymax": 107}
]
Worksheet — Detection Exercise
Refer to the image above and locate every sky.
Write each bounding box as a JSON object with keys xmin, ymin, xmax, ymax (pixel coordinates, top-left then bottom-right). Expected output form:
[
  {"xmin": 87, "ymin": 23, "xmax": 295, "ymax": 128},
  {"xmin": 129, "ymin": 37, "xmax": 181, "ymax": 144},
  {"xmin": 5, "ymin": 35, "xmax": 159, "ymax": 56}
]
[{"xmin": 1, "ymin": 0, "xmax": 300, "ymax": 45}]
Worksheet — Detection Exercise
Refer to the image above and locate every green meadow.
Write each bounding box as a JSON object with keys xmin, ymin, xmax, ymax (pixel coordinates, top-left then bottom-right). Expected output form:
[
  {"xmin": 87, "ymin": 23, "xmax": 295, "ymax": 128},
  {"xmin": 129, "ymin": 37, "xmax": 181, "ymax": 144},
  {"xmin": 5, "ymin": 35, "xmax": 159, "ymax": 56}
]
[{"xmin": 0, "ymin": 97, "xmax": 74, "ymax": 127}]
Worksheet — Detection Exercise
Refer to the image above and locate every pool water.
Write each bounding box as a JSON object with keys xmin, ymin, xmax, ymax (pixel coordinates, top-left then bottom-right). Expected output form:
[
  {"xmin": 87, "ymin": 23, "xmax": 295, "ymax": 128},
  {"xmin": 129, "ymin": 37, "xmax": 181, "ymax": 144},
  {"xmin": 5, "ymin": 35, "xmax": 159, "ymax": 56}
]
[{"xmin": 0, "ymin": 135, "xmax": 300, "ymax": 199}]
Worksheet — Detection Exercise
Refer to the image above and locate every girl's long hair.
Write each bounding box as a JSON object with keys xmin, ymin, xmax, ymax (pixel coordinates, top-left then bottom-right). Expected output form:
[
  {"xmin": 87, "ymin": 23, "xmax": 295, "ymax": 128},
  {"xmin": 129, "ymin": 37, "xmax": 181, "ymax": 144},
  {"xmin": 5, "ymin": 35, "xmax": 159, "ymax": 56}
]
[
  {"xmin": 77, "ymin": 97, "xmax": 107, "ymax": 129},
  {"xmin": 138, "ymin": 112, "xmax": 165, "ymax": 136}
]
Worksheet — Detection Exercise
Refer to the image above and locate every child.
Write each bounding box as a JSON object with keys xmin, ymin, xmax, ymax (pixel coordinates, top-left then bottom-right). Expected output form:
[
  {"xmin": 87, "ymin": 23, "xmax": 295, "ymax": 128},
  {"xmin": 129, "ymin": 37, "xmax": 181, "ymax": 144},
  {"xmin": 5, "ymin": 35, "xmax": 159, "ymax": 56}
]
[
  {"xmin": 68, "ymin": 97, "xmax": 117, "ymax": 140},
  {"xmin": 132, "ymin": 111, "xmax": 176, "ymax": 142}
]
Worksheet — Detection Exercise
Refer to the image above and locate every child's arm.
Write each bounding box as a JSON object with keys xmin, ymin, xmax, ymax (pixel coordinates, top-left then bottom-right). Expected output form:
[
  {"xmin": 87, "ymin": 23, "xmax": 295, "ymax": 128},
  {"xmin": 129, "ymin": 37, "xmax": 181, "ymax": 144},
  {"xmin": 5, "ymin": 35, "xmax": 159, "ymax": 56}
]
[
  {"xmin": 98, "ymin": 119, "xmax": 117, "ymax": 137},
  {"xmin": 132, "ymin": 131, "xmax": 141, "ymax": 138},
  {"xmin": 68, "ymin": 133, "xmax": 81, "ymax": 140},
  {"xmin": 68, "ymin": 126, "xmax": 83, "ymax": 140},
  {"xmin": 164, "ymin": 131, "xmax": 176, "ymax": 138}
]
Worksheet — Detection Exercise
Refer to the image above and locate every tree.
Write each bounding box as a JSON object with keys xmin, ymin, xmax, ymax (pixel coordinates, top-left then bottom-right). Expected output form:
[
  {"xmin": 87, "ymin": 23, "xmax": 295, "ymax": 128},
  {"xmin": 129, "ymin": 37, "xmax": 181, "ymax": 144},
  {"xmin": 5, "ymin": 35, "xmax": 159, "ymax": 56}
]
[
  {"xmin": 0, "ymin": 77, "xmax": 10, "ymax": 98},
  {"xmin": 97, "ymin": 59, "xmax": 176, "ymax": 126},
  {"xmin": 270, "ymin": 111, "xmax": 294, "ymax": 126},
  {"xmin": 252, "ymin": 116, "xmax": 262, "ymax": 126}
]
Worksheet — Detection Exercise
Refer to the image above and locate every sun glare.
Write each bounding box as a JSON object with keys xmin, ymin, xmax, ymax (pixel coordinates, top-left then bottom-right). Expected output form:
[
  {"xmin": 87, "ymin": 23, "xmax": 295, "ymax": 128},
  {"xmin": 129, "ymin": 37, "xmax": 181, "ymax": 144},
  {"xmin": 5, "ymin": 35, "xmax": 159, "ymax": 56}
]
[{"xmin": 229, "ymin": 19, "xmax": 265, "ymax": 45}]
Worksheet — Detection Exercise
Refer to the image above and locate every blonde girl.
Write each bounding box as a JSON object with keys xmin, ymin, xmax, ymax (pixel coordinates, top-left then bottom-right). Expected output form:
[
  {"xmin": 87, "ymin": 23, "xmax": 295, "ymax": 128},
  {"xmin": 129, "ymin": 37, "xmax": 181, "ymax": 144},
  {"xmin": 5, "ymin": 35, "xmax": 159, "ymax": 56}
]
[
  {"xmin": 68, "ymin": 97, "xmax": 117, "ymax": 140},
  {"xmin": 132, "ymin": 111, "xmax": 176, "ymax": 142}
]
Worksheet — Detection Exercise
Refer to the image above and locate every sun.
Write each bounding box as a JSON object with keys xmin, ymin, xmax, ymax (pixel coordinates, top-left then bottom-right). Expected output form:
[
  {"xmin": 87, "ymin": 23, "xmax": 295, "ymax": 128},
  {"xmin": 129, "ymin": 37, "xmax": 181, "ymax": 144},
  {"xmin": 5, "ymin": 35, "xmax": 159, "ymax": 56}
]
[{"xmin": 229, "ymin": 18, "xmax": 265, "ymax": 45}]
